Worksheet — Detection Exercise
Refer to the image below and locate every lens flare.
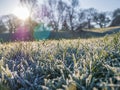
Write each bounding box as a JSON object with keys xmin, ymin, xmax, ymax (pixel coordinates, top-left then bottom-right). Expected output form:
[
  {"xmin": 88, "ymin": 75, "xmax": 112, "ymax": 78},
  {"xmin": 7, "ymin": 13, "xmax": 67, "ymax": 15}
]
[
  {"xmin": 33, "ymin": 24, "xmax": 51, "ymax": 40},
  {"xmin": 12, "ymin": 25, "xmax": 30, "ymax": 41}
]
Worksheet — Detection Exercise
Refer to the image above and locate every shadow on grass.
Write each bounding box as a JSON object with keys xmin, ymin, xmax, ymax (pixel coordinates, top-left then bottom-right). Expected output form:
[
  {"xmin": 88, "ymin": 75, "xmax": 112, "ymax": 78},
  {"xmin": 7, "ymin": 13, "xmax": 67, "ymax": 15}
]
[
  {"xmin": 49, "ymin": 27, "xmax": 120, "ymax": 39},
  {"xmin": 0, "ymin": 27, "xmax": 120, "ymax": 42},
  {"xmin": 0, "ymin": 33, "xmax": 11, "ymax": 42}
]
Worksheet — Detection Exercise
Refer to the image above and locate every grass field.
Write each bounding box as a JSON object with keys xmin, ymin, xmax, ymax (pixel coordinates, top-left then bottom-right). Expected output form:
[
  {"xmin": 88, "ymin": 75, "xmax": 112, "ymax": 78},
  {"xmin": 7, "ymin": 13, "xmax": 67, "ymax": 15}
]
[
  {"xmin": 0, "ymin": 27, "xmax": 120, "ymax": 90},
  {"xmin": 88, "ymin": 26, "xmax": 120, "ymax": 32},
  {"xmin": 1, "ymin": 26, "xmax": 120, "ymax": 42}
]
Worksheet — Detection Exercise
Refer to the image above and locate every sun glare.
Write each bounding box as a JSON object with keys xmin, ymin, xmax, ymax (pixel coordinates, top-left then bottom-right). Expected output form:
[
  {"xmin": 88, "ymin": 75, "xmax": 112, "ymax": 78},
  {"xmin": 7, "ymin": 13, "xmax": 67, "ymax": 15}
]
[{"xmin": 13, "ymin": 7, "xmax": 30, "ymax": 20}]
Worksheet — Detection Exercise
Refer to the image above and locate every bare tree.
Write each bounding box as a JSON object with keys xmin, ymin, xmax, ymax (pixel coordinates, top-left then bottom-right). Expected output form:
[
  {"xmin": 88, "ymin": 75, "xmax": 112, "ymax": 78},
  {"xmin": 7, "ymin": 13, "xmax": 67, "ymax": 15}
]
[
  {"xmin": 93, "ymin": 12, "xmax": 110, "ymax": 28},
  {"xmin": 76, "ymin": 10, "xmax": 86, "ymax": 31},
  {"xmin": 41, "ymin": 0, "xmax": 82, "ymax": 32},
  {"xmin": 44, "ymin": 0, "xmax": 67, "ymax": 32},
  {"xmin": 66, "ymin": 0, "xmax": 80, "ymax": 32},
  {"xmin": 34, "ymin": 0, "xmax": 87, "ymax": 32},
  {"xmin": 110, "ymin": 8, "xmax": 120, "ymax": 26},
  {"xmin": 0, "ymin": 20, "xmax": 7, "ymax": 33},
  {"xmin": 83, "ymin": 8, "xmax": 97, "ymax": 29},
  {"xmin": 113, "ymin": 8, "xmax": 120, "ymax": 18},
  {"xmin": 20, "ymin": 0, "xmax": 38, "ymax": 39},
  {"xmin": 20, "ymin": 0, "xmax": 38, "ymax": 16},
  {"xmin": 1, "ymin": 14, "xmax": 20, "ymax": 34}
]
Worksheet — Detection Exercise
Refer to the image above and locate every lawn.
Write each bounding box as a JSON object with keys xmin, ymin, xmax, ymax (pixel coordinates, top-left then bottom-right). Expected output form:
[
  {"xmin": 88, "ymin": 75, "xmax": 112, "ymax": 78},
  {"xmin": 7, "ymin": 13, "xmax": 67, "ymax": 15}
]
[{"xmin": 0, "ymin": 28, "xmax": 120, "ymax": 90}]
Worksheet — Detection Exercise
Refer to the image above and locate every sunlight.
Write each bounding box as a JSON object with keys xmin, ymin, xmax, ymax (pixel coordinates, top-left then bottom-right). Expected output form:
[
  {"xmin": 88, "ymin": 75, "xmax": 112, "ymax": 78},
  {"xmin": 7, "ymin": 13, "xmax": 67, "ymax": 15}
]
[{"xmin": 13, "ymin": 7, "xmax": 30, "ymax": 20}]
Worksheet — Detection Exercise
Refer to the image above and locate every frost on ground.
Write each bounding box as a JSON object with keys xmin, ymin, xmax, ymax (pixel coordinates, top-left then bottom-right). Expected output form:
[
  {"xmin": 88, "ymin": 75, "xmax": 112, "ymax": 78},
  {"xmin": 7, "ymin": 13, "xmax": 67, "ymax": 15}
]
[{"xmin": 0, "ymin": 34, "xmax": 120, "ymax": 90}]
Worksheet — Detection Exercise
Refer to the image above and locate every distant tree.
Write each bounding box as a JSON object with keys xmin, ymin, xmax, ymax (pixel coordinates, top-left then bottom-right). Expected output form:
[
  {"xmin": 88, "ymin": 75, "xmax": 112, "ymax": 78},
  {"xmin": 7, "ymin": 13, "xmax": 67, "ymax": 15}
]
[
  {"xmin": 93, "ymin": 12, "xmax": 111, "ymax": 28},
  {"xmin": 0, "ymin": 20, "xmax": 7, "ymax": 33},
  {"xmin": 75, "ymin": 10, "xmax": 86, "ymax": 31},
  {"xmin": 1, "ymin": 14, "xmax": 20, "ymax": 34},
  {"xmin": 110, "ymin": 15, "xmax": 120, "ymax": 26},
  {"xmin": 83, "ymin": 8, "xmax": 97, "ymax": 29},
  {"xmin": 20, "ymin": 0, "xmax": 38, "ymax": 15},
  {"xmin": 61, "ymin": 9, "xmax": 86, "ymax": 32},
  {"xmin": 32, "ymin": 0, "xmax": 87, "ymax": 32},
  {"xmin": 6, "ymin": 15, "xmax": 17, "ymax": 34},
  {"xmin": 110, "ymin": 8, "xmax": 120, "ymax": 26},
  {"xmin": 20, "ymin": 0, "xmax": 38, "ymax": 39},
  {"xmin": 45, "ymin": 0, "xmax": 67, "ymax": 32},
  {"xmin": 66, "ymin": 0, "xmax": 80, "ymax": 32},
  {"xmin": 113, "ymin": 8, "xmax": 120, "ymax": 18}
]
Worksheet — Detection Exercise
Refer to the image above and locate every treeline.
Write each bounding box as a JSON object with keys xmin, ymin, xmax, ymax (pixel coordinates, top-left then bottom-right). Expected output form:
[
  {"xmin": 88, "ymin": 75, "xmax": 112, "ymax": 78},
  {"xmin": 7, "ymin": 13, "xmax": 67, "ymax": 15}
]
[{"xmin": 0, "ymin": 0, "xmax": 120, "ymax": 34}]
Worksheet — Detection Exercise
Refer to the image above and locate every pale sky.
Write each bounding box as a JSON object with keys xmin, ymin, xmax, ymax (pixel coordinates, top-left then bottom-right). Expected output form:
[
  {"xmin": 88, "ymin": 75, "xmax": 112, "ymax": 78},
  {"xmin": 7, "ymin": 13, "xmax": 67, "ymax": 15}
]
[
  {"xmin": 0, "ymin": 0, "xmax": 19, "ymax": 15},
  {"xmin": 0, "ymin": 0, "xmax": 120, "ymax": 16},
  {"xmin": 80, "ymin": 0, "xmax": 120, "ymax": 12}
]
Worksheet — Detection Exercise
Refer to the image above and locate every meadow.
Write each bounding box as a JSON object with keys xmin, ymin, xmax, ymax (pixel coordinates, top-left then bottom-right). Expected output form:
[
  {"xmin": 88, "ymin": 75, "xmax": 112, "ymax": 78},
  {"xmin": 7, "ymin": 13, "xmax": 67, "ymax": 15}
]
[{"xmin": 0, "ymin": 28, "xmax": 120, "ymax": 90}]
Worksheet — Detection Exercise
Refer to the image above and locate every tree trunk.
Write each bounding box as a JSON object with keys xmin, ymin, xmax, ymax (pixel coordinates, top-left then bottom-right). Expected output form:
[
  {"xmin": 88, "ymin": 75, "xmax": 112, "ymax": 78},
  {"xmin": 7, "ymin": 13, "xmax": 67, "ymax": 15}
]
[
  {"xmin": 88, "ymin": 19, "xmax": 91, "ymax": 29},
  {"xmin": 99, "ymin": 23, "xmax": 103, "ymax": 28}
]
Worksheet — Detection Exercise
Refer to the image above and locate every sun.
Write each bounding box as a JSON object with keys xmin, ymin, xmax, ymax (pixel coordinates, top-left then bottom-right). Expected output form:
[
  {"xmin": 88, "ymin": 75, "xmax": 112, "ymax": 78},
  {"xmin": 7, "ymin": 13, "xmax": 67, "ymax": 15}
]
[{"xmin": 13, "ymin": 7, "xmax": 30, "ymax": 20}]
